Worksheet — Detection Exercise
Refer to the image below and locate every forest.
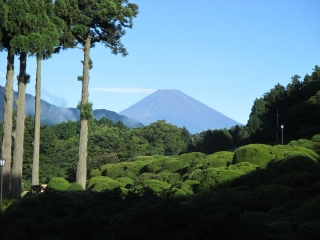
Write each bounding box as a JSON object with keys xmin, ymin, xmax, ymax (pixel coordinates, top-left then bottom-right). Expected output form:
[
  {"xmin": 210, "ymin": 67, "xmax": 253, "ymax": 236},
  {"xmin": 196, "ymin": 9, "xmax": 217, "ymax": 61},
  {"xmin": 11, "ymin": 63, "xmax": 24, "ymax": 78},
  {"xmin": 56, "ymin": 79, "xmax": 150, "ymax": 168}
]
[{"xmin": 1, "ymin": 0, "xmax": 320, "ymax": 239}]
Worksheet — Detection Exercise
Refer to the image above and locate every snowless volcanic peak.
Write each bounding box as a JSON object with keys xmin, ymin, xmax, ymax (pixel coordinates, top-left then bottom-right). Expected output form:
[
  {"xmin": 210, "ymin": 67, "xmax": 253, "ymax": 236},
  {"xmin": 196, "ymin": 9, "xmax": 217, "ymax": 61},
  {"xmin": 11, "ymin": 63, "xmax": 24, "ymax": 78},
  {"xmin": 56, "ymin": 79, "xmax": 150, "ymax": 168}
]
[{"xmin": 119, "ymin": 89, "xmax": 241, "ymax": 133}]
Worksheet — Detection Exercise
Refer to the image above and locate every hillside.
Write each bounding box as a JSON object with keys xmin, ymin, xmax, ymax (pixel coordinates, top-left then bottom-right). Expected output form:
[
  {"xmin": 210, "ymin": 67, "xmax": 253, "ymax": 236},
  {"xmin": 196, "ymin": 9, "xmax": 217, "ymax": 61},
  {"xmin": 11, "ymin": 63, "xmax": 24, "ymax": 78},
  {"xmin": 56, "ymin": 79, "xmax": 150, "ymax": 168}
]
[
  {"xmin": 0, "ymin": 85, "xmax": 143, "ymax": 128},
  {"xmin": 119, "ymin": 89, "xmax": 241, "ymax": 133}
]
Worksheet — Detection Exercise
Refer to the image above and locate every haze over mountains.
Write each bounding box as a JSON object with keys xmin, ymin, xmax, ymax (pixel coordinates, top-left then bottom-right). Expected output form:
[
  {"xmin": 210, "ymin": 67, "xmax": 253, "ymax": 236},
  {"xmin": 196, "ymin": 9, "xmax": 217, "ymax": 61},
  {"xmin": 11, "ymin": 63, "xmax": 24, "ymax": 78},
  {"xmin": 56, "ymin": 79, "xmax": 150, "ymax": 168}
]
[
  {"xmin": 119, "ymin": 89, "xmax": 241, "ymax": 133},
  {"xmin": 0, "ymin": 86, "xmax": 241, "ymax": 133},
  {"xmin": 0, "ymin": 86, "xmax": 143, "ymax": 129}
]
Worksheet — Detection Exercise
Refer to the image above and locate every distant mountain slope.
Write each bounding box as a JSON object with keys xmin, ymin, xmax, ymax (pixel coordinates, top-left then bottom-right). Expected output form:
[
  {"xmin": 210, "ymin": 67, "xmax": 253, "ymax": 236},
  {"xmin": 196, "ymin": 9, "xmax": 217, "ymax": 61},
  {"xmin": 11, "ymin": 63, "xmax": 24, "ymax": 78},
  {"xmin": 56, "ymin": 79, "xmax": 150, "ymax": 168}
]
[
  {"xmin": 0, "ymin": 85, "xmax": 143, "ymax": 128},
  {"xmin": 119, "ymin": 89, "xmax": 241, "ymax": 133}
]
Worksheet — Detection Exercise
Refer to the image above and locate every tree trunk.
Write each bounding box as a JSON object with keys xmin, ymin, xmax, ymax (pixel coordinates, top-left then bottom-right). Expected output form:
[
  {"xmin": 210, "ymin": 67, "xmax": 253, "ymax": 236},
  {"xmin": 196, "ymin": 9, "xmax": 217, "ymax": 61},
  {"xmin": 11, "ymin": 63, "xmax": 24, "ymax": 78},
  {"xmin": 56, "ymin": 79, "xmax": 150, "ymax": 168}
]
[
  {"xmin": 1, "ymin": 50, "xmax": 14, "ymax": 196},
  {"xmin": 76, "ymin": 36, "xmax": 91, "ymax": 189},
  {"xmin": 12, "ymin": 52, "xmax": 27, "ymax": 198},
  {"xmin": 32, "ymin": 54, "xmax": 41, "ymax": 186}
]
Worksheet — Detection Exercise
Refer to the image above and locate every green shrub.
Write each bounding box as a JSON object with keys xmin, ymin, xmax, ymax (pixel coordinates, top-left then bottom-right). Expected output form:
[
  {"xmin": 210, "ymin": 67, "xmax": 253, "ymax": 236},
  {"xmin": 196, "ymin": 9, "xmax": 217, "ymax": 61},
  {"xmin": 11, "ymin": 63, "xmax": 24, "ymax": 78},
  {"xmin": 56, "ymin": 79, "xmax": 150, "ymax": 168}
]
[
  {"xmin": 312, "ymin": 181, "xmax": 320, "ymax": 194},
  {"xmin": 242, "ymin": 212, "xmax": 279, "ymax": 223},
  {"xmin": 293, "ymin": 197, "xmax": 320, "ymax": 223},
  {"xmin": 66, "ymin": 182, "xmax": 84, "ymax": 191},
  {"xmin": 204, "ymin": 151, "xmax": 234, "ymax": 168},
  {"xmin": 142, "ymin": 179, "xmax": 171, "ymax": 193},
  {"xmin": 100, "ymin": 162, "xmax": 137, "ymax": 179},
  {"xmin": 100, "ymin": 164, "xmax": 124, "ymax": 179},
  {"xmin": 133, "ymin": 156, "xmax": 156, "ymax": 161},
  {"xmin": 130, "ymin": 160, "xmax": 154, "ymax": 175},
  {"xmin": 256, "ymin": 184, "xmax": 293, "ymax": 211},
  {"xmin": 146, "ymin": 160, "xmax": 164, "ymax": 173},
  {"xmin": 87, "ymin": 176, "xmax": 125, "ymax": 192},
  {"xmin": 138, "ymin": 172, "xmax": 163, "ymax": 183},
  {"xmin": 188, "ymin": 190, "xmax": 218, "ymax": 205},
  {"xmin": 288, "ymin": 139, "xmax": 313, "ymax": 149},
  {"xmin": 162, "ymin": 160, "xmax": 185, "ymax": 173},
  {"xmin": 232, "ymin": 144, "xmax": 276, "ymax": 168},
  {"xmin": 292, "ymin": 188, "xmax": 316, "ymax": 201},
  {"xmin": 179, "ymin": 152, "xmax": 205, "ymax": 163},
  {"xmin": 272, "ymin": 172, "xmax": 319, "ymax": 188},
  {"xmin": 122, "ymin": 171, "xmax": 139, "ymax": 181},
  {"xmin": 115, "ymin": 177, "xmax": 134, "ymax": 188},
  {"xmin": 227, "ymin": 162, "xmax": 259, "ymax": 174},
  {"xmin": 311, "ymin": 134, "xmax": 320, "ymax": 142},
  {"xmin": 47, "ymin": 177, "xmax": 70, "ymax": 191},
  {"xmin": 189, "ymin": 168, "xmax": 244, "ymax": 190},
  {"xmin": 157, "ymin": 171, "xmax": 181, "ymax": 185},
  {"xmin": 277, "ymin": 153, "xmax": 320, "ymax": 177},
  {"xmin": 295, "ymin": 219, "xmax": 320, "ymax": 240},
  {"xmin": 90, "ymin": 169, "xmax": 101, "ymax": 178}
]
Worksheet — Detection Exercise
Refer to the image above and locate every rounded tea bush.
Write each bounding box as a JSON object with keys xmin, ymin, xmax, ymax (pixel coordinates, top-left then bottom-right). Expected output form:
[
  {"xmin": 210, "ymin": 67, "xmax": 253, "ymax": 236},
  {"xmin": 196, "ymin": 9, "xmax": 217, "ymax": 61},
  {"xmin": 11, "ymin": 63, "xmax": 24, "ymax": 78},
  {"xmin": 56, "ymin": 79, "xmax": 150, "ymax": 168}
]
[
  {"xmin": 66, "ymin": 182, "xmax": 84, "ymax": 191},
  {"xmin": 277, "ymin": 153, "xmax": 320, "ymax": 177},
  {"xmin": 47, "ymin": 177, "xmax": 70, "ymax": 191},
  {"xmin": 256, "ymin": 184, "xmax": 293, "ymax": 211},
  {"xmin": 87, "ymin": 176, "xmax": 125, "ymax": 192},
  {"xmin": 293, "ymin": 197, "xmax": 320, "ymax": 223},
  {"xmin": 232, "ymin": 144, "xmax": 276, "ymax": 168}
]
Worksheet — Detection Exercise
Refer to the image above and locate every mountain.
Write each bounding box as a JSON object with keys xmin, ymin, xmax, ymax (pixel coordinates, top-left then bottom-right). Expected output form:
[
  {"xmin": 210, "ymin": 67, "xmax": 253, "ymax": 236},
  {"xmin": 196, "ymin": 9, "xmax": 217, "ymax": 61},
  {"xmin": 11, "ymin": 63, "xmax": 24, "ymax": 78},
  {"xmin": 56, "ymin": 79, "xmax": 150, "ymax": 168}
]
[
  {"xmin": 119, "ymin": 89, "xmax": 241, "ymax": 133},
  {"xmin": 0, "ymin": 85, "xmax": 143, "ymax": 128}
]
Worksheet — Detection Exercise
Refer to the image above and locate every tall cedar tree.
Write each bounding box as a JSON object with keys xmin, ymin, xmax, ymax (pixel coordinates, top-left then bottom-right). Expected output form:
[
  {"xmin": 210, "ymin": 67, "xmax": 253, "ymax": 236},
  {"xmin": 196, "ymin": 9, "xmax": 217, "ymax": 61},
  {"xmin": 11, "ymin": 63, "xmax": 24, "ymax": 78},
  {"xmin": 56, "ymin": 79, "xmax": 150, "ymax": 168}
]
[
  {"xmin": 54, "ymin": 0, "xmax": 138, "ymax": 189},
  {"xmin": 0, "ymin": 0, "xmax": 15, "ymax": 196},
  {"xmin": 30, "ymin": 0, "xmax": 60, "ymax": 186},
  {"xmin": 6, "ymin": 0, "xmax": 47, "ymax": 197}
]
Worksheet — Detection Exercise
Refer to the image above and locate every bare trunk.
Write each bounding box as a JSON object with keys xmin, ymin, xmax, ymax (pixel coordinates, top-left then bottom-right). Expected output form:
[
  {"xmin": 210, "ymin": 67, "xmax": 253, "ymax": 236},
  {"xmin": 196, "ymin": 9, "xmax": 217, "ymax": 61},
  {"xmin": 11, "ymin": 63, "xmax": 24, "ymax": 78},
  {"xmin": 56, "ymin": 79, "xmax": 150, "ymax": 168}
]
[
  {"xmin": 32, "ymin": 54, "xmax": 41, "ymax": 186},
  {"xmin": 76, "ymin": 36, "xmax": 90, "ymax": 189},
  {"xmin": 12, "ymin": 52, "xmax": 27, "ymax": 198},
  {"xmin": 1, "ymin": 50, "xmax": 14, "ymax": 196}
]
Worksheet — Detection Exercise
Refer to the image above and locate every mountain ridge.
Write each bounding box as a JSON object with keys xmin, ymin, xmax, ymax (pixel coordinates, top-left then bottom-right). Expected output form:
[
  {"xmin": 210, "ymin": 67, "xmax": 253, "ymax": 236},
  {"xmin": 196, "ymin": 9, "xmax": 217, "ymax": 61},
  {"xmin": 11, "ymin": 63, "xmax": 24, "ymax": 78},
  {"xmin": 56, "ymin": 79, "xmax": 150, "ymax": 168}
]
[
  {"xmin": 119, "ymin": 89, "xmax": 241, "ymax": 133},
  {"xmin": 0, "ymin": 85, "xmax": 144, "ymax": 128}
]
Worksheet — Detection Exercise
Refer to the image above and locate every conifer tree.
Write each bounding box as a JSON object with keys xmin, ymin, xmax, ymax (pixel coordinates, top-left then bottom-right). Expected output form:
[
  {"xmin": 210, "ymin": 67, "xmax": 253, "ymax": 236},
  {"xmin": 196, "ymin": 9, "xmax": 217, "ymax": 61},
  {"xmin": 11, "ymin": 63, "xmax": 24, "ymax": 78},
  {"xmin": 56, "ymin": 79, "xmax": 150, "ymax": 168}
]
[
  {"xmin": 0, "ymin": 0, "xmax": 18, "ymax": 196},
  {"xmin": 30, "ymin": 0, "xmax": 60, "ymax": 186},
  {"xmin": 54, "ymin": 0, "xmax": 139, "ymax": 189}
]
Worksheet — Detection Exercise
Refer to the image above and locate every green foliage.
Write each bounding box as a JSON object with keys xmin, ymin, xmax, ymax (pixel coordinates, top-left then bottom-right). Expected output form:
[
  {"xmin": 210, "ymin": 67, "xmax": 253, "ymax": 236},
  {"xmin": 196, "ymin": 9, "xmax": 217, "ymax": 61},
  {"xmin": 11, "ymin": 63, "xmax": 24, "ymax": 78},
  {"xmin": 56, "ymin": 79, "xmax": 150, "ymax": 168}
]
[
  {"xmin": 199, "ymin": 128, "xmax": 235, "ymax": 154},
  {"xmin": 272, "ymin": 172, "xmax": 319, "ymax": 189},
  {"xmin": 115, "ymin": 177, "xmax": 134, "ymax": 188},
  {"xmin": 47, "ymin": 177, "xmax": 70, "ymax": 191},
  {"xmin": 256, "ymin": 184, "xmax": 293, "ymax": 211},
  {"xmin": 204, "ymin": 151, "xmax": 234, "ymax": 168},
  {"xmin": 146, "ymin": 160, "xmax": 164, "ymax": 173},
  {"xmin": 277, "ymin": 153, "xmax": 320, "ymax": 177},
  {"xmin": 100, "ymin": 162, "xmax": 135, "ymax": 179},
  {"xmin": 138, "ymin": 173, "xmax": 163, "ymax": 183},
  {"xmin": 131, "ymin": 120, "xmax": 186, "ymax": 156},
  {"xmin": 179, "ymin": 152, "xmax": 206, "ymax": 163},
  {"xmin": 141, "ymin": 179, "xmax": 171, "ymax": 194},
  {"xmin": 232, "ymin": 144, "xmax": 277, "ymax": 168},
  {"xmin": 227, "ymin": 162, "xmax": 259, "ymax": 174},
  {"xmin": 66, "ymin": 182, "xmax": 84, "ymax": 191},
  {"xmin": 312, "ymin": 134, "xmax": 320, "ymax": 142},
  {"xmin": 312, "ymin": 181, "xmax": 320, "ymax": 194},
  {"xmin": 243, "ymin": 212, "xmax": 279, "ymax": 223},
  {"xmin": 162, "ymin": 160, "xmax": 185, "ymax": 173},
  {"xmin": 87, "ymin": 176, "xmax": 125, "ymax": 192},
  {"xmin": 157, "ymin": 172, "xmax": 181, "ymax": 185},
  {"xmin": 189, "ymin": 168, "xmax": 244, "ymax": 190},
  {"xmin": 77, "ymin": 102, "xmax": 93, "ymax": 120},
  {"xmin": 293, "ymin": 197, "xmax": 320, "ymax": 223}
]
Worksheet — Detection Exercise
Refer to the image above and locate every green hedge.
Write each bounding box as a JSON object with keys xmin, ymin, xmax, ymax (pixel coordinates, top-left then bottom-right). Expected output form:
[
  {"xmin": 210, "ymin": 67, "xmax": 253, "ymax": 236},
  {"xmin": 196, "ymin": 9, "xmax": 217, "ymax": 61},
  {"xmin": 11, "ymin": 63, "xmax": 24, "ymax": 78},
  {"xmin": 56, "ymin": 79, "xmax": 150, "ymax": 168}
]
[
  {"xmin": 47, "ymin": 177, "xmax": 70, "ymax": 191},
  {"xmin": 66, "ymin": 182, "xmax": 84, "ymax": 191},
  {"xmin": 293, "ymin": 197, "xmax": 320, "ymax": 223},
  {"xmin": 204, "ymin": 151, "xmax": 234, "ymax": 168},
  {"xmin": 256, "ymin": 184, "xmax": 293, "ymax": 211},
  {"xmin": 277, "ymin": 153, "xmax": 320, "ymax": 177},
  {"xmin": 87, "ymin": 176, "xmax": 125, "ymax": 192}
]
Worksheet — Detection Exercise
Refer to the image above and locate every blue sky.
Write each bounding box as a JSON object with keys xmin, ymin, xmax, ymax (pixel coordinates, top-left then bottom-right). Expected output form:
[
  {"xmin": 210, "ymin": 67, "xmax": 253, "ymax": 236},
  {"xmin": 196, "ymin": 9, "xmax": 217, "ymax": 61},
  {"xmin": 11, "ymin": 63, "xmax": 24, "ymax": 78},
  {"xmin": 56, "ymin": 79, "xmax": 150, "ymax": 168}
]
[{"xmin": 0, "ymin": 0, "xmax": 319, "ymax": 125}]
